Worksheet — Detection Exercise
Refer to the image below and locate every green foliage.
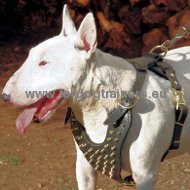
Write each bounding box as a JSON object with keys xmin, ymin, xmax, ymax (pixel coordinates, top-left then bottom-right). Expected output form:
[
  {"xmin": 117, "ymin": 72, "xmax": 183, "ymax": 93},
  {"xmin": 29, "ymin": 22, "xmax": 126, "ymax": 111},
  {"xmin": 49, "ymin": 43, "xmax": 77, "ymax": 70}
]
[{"xmin": 0, "ymin": 156, "xmax": 22, "ymax": 166}]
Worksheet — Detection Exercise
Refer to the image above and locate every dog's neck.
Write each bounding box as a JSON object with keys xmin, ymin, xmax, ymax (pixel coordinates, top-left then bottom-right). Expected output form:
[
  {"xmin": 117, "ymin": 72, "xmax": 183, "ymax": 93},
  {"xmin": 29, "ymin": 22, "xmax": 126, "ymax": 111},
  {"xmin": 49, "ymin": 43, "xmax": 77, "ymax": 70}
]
[
  {"xmin": 70, "ymin": 49, "xmax": 136, "ymax": 141},
  {"xmin": 72, "ymin": 49, "xmax": 136, "ymax": 109}
]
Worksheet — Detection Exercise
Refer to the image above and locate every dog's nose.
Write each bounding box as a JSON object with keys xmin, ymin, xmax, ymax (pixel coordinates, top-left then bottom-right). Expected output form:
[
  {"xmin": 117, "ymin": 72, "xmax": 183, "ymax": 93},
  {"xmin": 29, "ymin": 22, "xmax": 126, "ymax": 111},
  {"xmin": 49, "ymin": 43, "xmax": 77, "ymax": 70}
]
[{"xmin": 1, "ymin": 93, "xmax": 11, "ymax": 102}]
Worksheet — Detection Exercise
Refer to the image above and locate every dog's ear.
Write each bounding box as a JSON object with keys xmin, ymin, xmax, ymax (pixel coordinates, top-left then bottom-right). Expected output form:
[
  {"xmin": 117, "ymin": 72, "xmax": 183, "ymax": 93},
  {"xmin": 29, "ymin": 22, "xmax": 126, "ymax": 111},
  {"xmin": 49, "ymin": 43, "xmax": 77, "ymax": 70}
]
[
  {"xmin": 60, "ymin": 5, "xmax": 77, "ymax": 36},
  {"xmin": 74, "ymin": 13, "xmax": 97, "ymax": 60}
]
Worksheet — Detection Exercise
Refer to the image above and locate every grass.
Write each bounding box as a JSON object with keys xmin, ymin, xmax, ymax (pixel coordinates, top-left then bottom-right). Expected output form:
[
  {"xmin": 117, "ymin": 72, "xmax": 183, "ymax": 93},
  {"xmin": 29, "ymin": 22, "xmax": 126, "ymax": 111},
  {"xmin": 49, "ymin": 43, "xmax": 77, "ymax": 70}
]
[
  {"xmin": 0, "ymin": 156, "xmax": 22, "ymax": 166},
  {"xmin": 57, "ymin": 176, "xmax": 78, "ymax": 190}
]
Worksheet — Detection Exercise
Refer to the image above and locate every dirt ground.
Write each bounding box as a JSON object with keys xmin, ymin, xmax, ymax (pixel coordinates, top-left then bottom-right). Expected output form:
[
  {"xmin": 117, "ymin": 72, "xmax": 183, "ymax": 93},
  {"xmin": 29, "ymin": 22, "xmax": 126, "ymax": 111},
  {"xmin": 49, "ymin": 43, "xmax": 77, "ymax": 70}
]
[{"xmin": 0, "ymin": 33, "xmax": 190, "ymax": 190}]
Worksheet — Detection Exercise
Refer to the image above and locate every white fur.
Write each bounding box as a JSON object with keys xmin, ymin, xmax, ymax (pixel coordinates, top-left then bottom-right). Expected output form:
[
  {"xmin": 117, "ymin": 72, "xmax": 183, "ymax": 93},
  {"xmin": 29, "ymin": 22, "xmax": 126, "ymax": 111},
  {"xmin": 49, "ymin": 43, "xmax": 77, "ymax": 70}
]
[{"xmin": 2, "ymin": 5, "xmax": 190, "ymax": 190}]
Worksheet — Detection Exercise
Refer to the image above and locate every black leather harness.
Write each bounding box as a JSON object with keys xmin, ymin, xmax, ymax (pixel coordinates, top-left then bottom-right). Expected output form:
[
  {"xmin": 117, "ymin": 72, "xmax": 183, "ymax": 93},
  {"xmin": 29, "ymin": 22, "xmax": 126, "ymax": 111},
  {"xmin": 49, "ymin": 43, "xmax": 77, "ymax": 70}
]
[{"xmin": 65, "ymin": 53, "xmax": 188, "ymax": 185}]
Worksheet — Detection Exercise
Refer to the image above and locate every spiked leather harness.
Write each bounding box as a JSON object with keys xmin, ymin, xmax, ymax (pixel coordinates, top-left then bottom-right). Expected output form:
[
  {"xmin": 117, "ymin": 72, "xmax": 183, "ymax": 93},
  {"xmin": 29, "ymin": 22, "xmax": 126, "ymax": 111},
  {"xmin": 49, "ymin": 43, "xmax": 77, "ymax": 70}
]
[{"xmin": 65, "ymin": 53, "xmax": 188, "ymax": 186}]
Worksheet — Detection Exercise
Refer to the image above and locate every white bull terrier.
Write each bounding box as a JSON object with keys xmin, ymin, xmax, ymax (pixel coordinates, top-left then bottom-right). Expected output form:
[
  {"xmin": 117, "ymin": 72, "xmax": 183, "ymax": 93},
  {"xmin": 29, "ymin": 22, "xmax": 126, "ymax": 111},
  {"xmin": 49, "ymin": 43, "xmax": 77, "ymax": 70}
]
[{"xmin": 2, "ymin": 5, "xmax": 190, "ymax": 190}]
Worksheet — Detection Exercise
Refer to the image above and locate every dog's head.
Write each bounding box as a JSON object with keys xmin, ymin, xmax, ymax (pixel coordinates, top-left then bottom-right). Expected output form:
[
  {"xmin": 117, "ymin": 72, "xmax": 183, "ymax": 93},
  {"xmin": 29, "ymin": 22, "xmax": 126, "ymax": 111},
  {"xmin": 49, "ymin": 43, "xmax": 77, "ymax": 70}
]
[{"xmin": 1, "ymin": 5, "xmax": 97, "ymax": 134}]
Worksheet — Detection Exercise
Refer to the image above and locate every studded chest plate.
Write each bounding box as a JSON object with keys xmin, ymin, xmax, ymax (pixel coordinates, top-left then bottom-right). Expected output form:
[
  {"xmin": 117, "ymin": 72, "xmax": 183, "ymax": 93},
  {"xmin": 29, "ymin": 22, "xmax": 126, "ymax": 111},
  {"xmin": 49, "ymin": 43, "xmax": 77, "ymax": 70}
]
[{"xmin": 68, "ymin": 108, "xmax": 133, "ymax": 184}]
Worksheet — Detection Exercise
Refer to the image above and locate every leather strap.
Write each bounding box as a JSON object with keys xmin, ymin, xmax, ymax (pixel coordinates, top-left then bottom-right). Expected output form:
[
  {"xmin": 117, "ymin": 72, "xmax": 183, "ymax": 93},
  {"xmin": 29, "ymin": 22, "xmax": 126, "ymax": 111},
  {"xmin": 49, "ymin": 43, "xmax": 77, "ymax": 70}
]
[
  {"xmin": 64, "ymin": 53, "xmax": 188, "ymax": 185},
  {"xmin": 148, "ymin": 59, "xmax": 188, "ymax": 161},
  {"xmin": 66, "ymin": 107, "xmax": 135, "ymax": 185},
  {"xmin": 104, "ymin": 54, "xmax": 160, "ymax": 126},
  {"xmin": 171, "ymin": 105, "xmax": 188, "ymax": 150},
  {"xmin": 65, "ymin": 54, "xmax": 165, "ymax": 186}
]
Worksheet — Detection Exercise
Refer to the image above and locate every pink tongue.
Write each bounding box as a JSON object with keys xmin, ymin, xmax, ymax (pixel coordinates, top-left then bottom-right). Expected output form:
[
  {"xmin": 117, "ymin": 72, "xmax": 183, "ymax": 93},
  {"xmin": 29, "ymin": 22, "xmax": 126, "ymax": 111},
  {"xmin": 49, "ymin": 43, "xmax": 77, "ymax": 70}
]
[{"xmin": 16, "ymin": 107, "xmax": 38, "ymax": 134}]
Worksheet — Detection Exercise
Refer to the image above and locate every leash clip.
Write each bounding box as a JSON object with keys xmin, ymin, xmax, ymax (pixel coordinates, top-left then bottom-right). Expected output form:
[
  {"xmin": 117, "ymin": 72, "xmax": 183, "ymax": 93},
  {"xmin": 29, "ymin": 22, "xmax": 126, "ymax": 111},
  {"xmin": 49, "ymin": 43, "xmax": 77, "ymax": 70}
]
[{"xmin": 149, "ymin": 24, "xmax": 190, "ymax": 57}]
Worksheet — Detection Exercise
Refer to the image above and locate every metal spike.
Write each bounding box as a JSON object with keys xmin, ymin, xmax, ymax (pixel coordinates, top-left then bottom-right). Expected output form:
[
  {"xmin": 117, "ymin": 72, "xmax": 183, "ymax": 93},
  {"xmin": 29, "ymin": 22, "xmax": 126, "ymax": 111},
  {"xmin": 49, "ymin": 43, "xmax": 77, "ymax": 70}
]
[
  {"xmin": 79, "ymin": 143, "xmax": 87, "ymax": 148},
  {"xmin": 106, "ymin": 137, "xmax": 112, "ymax": 142},
  {"xmin": 114, "ymin": 138, "xmax": 119, "ymax": 142},
  {"xmin": 109, "ymin": 130, "xmax": 114, "ymax": 135},
  {"xmin": 104, "ymin": 155, "xmax": 108, "ymax": 160},
  {"xmin": 104, "ymin": 160, "xmax": 108, "ymax": 165},
  {"xmin": 102, "ymin": 165, "xmax": 107, "ymax": 175},
  {"xmin": 95, "ymin": 150, "xmax": 100, "ymax": 154},
  {"xmin": 109, "ymin": 172, "xmax": 114, "ymax": 179},
  {"xmin": 71, "ymin": 118, "xmax": 76, "ymax": 122},
  {"xmin": 97, "ymin": 155, "xmax": 102, "ymax": 161},
  {"xmin": 76, "ymin": 136, "xmax": 82, "ymax": 141},
  {"xmin": 117, "ymin": 131, "xmax": 121, "ymax": 135},
  {"xmin": 96, "ymin": 160, "xmax": 101, "ymax": 165},
  {"xmin": 110, "ymin": 153, "xmax": 115, "ymax": 158},
  {"xmin": 110, "ymin": 160, "xmax": 115, "ymax": 165},
  {"xmin": 89, "ymin": 159, "xmax": 94, "ymax": 164},
  {"xmin": 104, "ymin": 144, "xmax": 109, "ymax": 148},
  {"xmin": 84, "ymin": 152, "xmax": 88, "ymax": 156},
  {"xmin": 111, "ymin": 165, "xmax": 115, "ymax": 171},
  {"xmin": 72, "ymin": 127, "xmax": 78, "ymax": 132},
  {"xmin": 111, "ymin": 146, "xmax": 116, "ymax": 151},
  {"xmin": 95, "ymin": 165, "xmax": 100, "ymax": 170},
  {"xmin": 100, "ymin": 148, "xmax": 105, "ymax": 153},
  {"xmin": 90, "ymin": 154, "xmax": 95, "ymax": 159},
  {"xmin": 88, "ymin": 148, "xmax": 93, "ymax": 153}
]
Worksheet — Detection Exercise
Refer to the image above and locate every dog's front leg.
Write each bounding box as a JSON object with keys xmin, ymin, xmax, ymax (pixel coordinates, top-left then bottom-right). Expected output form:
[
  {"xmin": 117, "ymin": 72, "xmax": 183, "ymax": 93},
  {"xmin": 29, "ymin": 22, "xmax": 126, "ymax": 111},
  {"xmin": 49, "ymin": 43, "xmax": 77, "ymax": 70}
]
[
  {"xmin": 129, "ymin": 135, "xmax": 166, "ymax": 190},
  {"xmin": 76, "ymin": 146, "xmax": 96, "ymax": 190},
  {"xmin": 130, "ymin": 145, "xmax": 160, "ymax": 190}
]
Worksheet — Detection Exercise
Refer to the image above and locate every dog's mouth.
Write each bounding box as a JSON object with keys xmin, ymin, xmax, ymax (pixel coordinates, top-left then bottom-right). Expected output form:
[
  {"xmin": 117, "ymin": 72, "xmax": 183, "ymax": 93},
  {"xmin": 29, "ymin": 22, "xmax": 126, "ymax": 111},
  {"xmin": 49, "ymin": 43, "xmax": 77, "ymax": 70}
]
[{"xmin": 16, "ymin": 90, "xmax": 64, "ymax": 134}]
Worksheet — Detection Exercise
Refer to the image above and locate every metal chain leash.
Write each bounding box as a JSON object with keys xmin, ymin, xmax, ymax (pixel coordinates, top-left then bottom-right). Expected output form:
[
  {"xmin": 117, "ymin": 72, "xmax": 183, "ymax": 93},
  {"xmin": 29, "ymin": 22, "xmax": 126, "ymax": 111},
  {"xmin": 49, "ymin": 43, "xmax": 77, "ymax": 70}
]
[{"xmin": 150, "ymin": 24, "xmax": 190, "ymax": 56}]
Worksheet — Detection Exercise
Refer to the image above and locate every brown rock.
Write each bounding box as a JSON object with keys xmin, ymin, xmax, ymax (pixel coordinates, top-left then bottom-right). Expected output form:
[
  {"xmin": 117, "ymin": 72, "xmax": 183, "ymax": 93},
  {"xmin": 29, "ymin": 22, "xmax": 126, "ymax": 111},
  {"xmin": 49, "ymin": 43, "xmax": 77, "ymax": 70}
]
[
  {"xmin": 18, "ymin": 0, "xmax": 27, "ymax": 8},
  {"xmin": 166, "ymin": 0, "xmax": 186, "ymax": 11},
  {"xmin": 153, "ymin": 0, "xmax": 167, "ymax": 6},
  {"xmin": 110, "ymin": 0, "xmax": 122, "ymax": 10},
  {"xmin": 104, "ymin": 29, "xmax": 142, "ymax": 58},
  {"xmin": 129, "ymin": 0, "xmax": 140, "ymax": 6},
  {"xmin": 99, "ymin": 0, "xmax": 110, "ymax": 19},
  {"xmin": 3, "ymin": 0, "xmax": 190, "ymax": 59},
  {"xmin": 96, "ymin": 12, "xmax": 112, "ymax": 32},
  {"xmin": 118, "ymin": 6, "xmax": 142, "ymax": 34},
  {"xmin": 167, "ymin": 9, "xmax": 190, "ymax": 38},
  {"xmin": 76, "ymin": 0, "xmax": 89, "ymax": 7},
  {"xmin": 167, "ymin": 9, "xmax": 190, "ymax": 48},
  {"xmin": 96, "ymin": 12, "xmax": 123, "ymax": 32},
  {"xmin": 97, "ymin": 28, "xmax": 109, "ymax": 47},
  {"xmin": 142, "ymin": 4, "xmax": 170, "ymax": 25},
  {"xmin": 153, "ymin": 0, "xmax": 186, "ymax": 11},
  {"xmin": 73, "ymin": 13, "xmax": 85, "ymax": 29},
  {"xmin": 23, "ymin": 10, "xmax": 48, "ymax": 32},
  {"xmin": 142, "ymin": 28, "xmax": 168, "ymax": 54}
]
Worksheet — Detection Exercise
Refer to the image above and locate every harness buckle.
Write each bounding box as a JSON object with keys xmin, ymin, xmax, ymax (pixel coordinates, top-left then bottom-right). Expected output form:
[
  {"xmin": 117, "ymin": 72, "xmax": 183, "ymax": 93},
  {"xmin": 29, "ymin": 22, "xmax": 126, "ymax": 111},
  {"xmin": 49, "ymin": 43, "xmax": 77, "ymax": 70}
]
[
  {"xmin": 169, "ymin": 140, "xmax": 180, "ymax": 150},
  {"xmin": 172, "ymin": 89, "xmax": 186, "ymax": 110},
  {"xmin": 118, "ymin": 94, "xmax": 139, "ymax": 109}
]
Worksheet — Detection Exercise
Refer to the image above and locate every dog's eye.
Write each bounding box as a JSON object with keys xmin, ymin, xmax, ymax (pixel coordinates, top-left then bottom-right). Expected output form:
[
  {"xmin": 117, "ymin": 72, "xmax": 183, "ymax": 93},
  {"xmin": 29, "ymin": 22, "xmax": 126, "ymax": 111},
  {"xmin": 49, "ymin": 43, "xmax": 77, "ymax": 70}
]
[{"xmin": 39, "ymin": 61, "xmax": 48, "ymax": 66}]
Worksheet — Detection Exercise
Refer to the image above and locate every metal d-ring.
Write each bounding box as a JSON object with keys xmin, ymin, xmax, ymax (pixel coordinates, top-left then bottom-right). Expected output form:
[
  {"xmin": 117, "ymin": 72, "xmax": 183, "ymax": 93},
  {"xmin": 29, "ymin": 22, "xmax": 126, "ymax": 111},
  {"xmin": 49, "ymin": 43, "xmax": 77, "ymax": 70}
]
[
  {"xmin": 118, "ymin": 95, "xmax": 139, "ymax": 109},
  {"xmin": 149, "ymin": 44, "xmax": 168, "ymax": 57}
]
